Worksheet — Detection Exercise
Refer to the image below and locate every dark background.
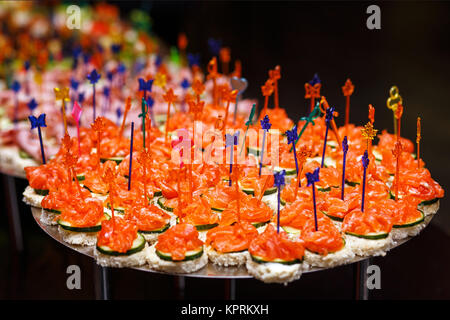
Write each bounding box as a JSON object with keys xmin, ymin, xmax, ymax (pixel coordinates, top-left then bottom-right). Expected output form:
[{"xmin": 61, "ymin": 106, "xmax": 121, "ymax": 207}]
[{"xmin": 1, "ymin": 1, "xmax": 450, "ymax": 300}]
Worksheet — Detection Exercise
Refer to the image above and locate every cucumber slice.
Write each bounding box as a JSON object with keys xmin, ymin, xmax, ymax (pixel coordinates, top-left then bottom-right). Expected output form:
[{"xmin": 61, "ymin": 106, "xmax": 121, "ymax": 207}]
[
  {"xmin": 157, "ymin": 196, "xmax": 174, "ymax": 212},
  {"xmin": 372, "ymin": 149, "xmax": 383, "ymax": 162},
  {"xmin": 156, "ymin": 247, "xmax": 204, "ymax": 262},
  {"xmin": 345, "ymin": 180, "xmax": 360, "ymax": 187},
  {"xmin": 100, "ymin": 157, "xmax": 124, "ymax": 165},
  {"xmin": 250, "ymin": 254, "xmax": 302, "ymax": 265},
  {"xmin": 317, "ymin": 187, "xmax": 331, "ymax": 192},
  {"xmin": 345, "ymin": 231, "xmax": 389, "ymax": 240},
  {"xmin": 247, "ymin": 146, "xmax": 260, "ymax": 156},
  {"xmin": 154, "ymin": 190, "xmax": 163, "ymax": 197},
  {"xmin": 195, "ymin": 223, "xmax": 219, "ymax": 231},
  {"xmin": 321, "ymin": 210, "xmax": 344, "ymax": 222},
  {"xmin": 281, "ymin": 226, "xmax": 301, "ymax": 234},
  {"xmin": 46, "ymin": 208, "xmax": 61, "ymax": 214},
  {"xmin": 280, "ymin": 197, "xmax": 287, "ymax": 206},
  {"xmin": 420, "ymin": 198, "xmax": 439, "ymax": 206},
  {"xmin": 57, "ymin": 215, "xmax": 106, "ymax": 232},
  {"xmin": 252, "ymin": 220, "xmax": 270, "ymax": 228},
  {"xmin": 326, "ymin": 140, "xmax": 338, "ymax": 149},
  {"xmin": 241, "ymin": 186, "xmax": 278, "ymax": 196},
  {"xmin": 76, "ymin": 174, "xmax": 85, "ymax": 181},
  {"xmin": 34, "ymin": 188, "xmax": 49, "ymax": 196},
  {"xmin": 393, "ymin": 211, "xmax": 425, "ymax": 228},
  {"xmin": 96, "ymin": 233, "xmax": 146, "ymax": 256},
  {"xmin": 106, "ymin": 203, "xmax": 126, "ymax": 213},
  {"xmin": 308, "ymin": 156, "xmax": 335, "ymax": 168},
  {"xmin": 389, "ymin": 190, "xmax": 404, "ymax": 200},
  {"xmin": 19, "ymin": 149, "xmax": 32, "ymax": 159},
  {"xmin": 140, "ymin": 222, "xmax": 170, "ymax": 234}
]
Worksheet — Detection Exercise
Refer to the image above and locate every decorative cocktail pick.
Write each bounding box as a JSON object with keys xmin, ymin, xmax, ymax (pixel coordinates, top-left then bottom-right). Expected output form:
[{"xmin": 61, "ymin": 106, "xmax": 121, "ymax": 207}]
[
  {"xmin": 219, "ymin": 47, "xmax": 231, "ymax": 75},
  {"xmin": 24, "ymin": 60, "xmax": 31, "ymax": 94},
  {"xmin": 128, "ymin": 122, "xmax": 134, "ymax": 191},
  {"xmin": 147, "ymin": 96, "xmax": 156, "ymax": 127},
  {"xmin": 137, "ymin": 148, "xmax": 152, "ymax": 201},
  {"xmin": 259, "ymin": 115, "xmax": 272, "ymax": 177},
  {"xmin": 306, "ymin": 167, "xmax": 320, "ymax": 231},
  {"xmin": 91, "ymin": 117, "xmax": 105, "ymax": 164},
  {"xmin": 269, "ymin": 66, "xmax": 281, "ymax": 109},
  {"xmin": 305, "ymin": 74, "xmax": 321, "ymax": 112},
  {"xmin": 291, "ymin": 102, "xmax": 321, "ymax": 152},
  {"xmin": 225, "ymin": 131, "xmax": 240, "ymax": 186},
  {"xmin": 163, "ymin": 88, "xmax": 178, "ymax": 144},
  {"xmin": 223, "ymin": 88, "xmax": 238, "ymax": 131},
  {"xmin": 361, "ymin": 150, "xmax": 370, "ymax": 212},
  {"xmin": 187, "ymin": 52, "xmax": 201, "ymax": 75},
  {"xmin": 368, "ymin": 104, "xmax": 375, "ymax": 124},
  {"xmin": 342, "ymin": 79, "xmax": 354, "ymax": 135},
  {"xmin": 71, "ymin": 101, "xmax": 83, "ymax": 156},
  {"xmin": 27, "ymin": 98, "xmax": 38, "ymax": 112},
  {"xmin": 187, "ymin": 98, "xmax": 204, "ymax": 153},
  {"xmin": 87, "ymin": 69, "xmax": 101, "ymax": 122},
  {"xmin": 321, "ymin": 106, "xmax": 335, "ymax": 168},
  {"xmin": 361, "ymin": 121, "xmax": 378, "ymax": 152},
  {"xmin": 138, "ymin": 78, "xmax": 153, "ymax": 101},
  {"xmin": 294, "ymin": 146, "xmax": 312, "ymax": 198},
  {"xmin": 138, "ymin": 97, "xmax": 148, "ymax": 149},
  {"xmin": 319, "ymin": 96, "xmax": 341, "ymax": 148},
  {"xmin": 103, "ymin": 86, "xmax": 111, "ymax": 114},
  {"xmin": 192, "ymin": 78, "xmax": 205, "ymax": 103},
  {"xmin": 392, "ymin": 141, "xmax": 403, "ymax": 201},
  {"xmin": 286, "ymin": 125, "xmax": 299, "ymax": 178},
  {"xmin": 178, "ymin": 32, "xmax": 188, "ymax": 59},
  {"xmin": 239, "ymin": 104, "xmax": 256, "ymax": 155},
  {"xmin": 394, "ymin": 102, "xmax": 404, "ymax": 140},
  {"xmin": 70, "ymin": 78, "xmax": 79, "ymax": 109},
  {"xmin": 54, "ymin": 87, "xmax": 70, "ymax": 134},
  {"xmin": 341, "ymin": 136, "xmax": 349, "ymax": 200},
  {"xmin": 207, "ymin": 57, "xmax": 220, "ymax": 105},
  {"xmin": 231, "ymin": 60, "xmax": 242, "ymax": 79},
  {"xmin": 116, "ymin": 107, "xmax": 122, "ymax": 126},
  {"xmin": 230, "ymin": 76, "xmax": 248, "ymax": 124},
  {"xmin": 119, "ymin": 97, "xmax": 132, "ymax": 137},
  {"xmin": 274, "ymin": 170, "xmax": 286, "ymax": 233},
  {"xmin": 208, "ymin": 38, "xmax": 222, "ymax": 56},
  {"xmin": 28, "ymin": 114, "xmax": 46, "ymax": 164},
  {"xmin": 180, "ymin": 78, "xmax": 190, "ymax": 112},
  {"xmin": 260, "ymin": 79, "xmax": 274, "ymax": 117},
  {"xmin": 104, "ymin": 167, "xmax": 117, "ymax": 220},
  {"xmin": 416, "ymin": 117, "xmax": 421, "ymax": 170},
  {"xmin": 11, "ymin": 80, "xmax": 21, "ymax": 125},
  {"xmin": 386, "ymin": 85, "xmax": 402, "ymax": 136}
]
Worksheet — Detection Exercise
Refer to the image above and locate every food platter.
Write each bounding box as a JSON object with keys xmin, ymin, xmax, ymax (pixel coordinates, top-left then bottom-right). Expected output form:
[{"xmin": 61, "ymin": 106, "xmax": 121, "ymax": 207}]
[{"xmin": 30, "ymin": 206, "xmax": 419, "ymax": 279}]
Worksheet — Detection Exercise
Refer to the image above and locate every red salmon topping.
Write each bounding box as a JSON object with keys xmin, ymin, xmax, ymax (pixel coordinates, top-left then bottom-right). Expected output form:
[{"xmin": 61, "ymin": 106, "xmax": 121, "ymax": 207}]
[
  {"xmin": 179, "ymin": 196, "xmax": 219, "ymax": 226},
  {"xmin": 124, "ymin": 203, "xmax": 170, "ymax": 232},
  {"xmin": 342, "ymin": 207, "xmax": 393, "ymax": 235},
  {"xmin": 220, "ymin": 193, "xmax": 273, "ymax": 226},
  {"xmin": 97, "ymin": 217, "xmax": 138, "ymax": 253},
  {"xmin": 249, "ymin": 224, "xmax": 305, "ymax": 262},
  {"xmin": 57, "ymin": 198, "xmax": 105, "ymax": 227},
  {"xmin": 301, "ymin": 219, "xmax": 344, "ymax": 255},
  {"xmin": 155, "ymin": 224, "xmax": 203, "ymax": 261},
  {"xmin": 206, "ymin": 221, "xmax": 258, "ymax": 253}
]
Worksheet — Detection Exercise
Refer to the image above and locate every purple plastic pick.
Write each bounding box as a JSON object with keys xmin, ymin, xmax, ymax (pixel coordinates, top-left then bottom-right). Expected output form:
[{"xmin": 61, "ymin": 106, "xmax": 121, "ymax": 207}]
[
  {"xmin": 138, "ymin": 78, "xmax": 153, "ymax": 101},
  {"xmin": 361, "ymin": 150, "xmax": 370, "ymax": 212},
  {"xmin": 27, "ymin": 98, "xmax": 38, "ymax": 112},
  {"xmin": 274, "ymin": 170, "xmax": 286, "ymax": 233},
  {"xmin": 225, "ymin": 131, "xmax": 240, "ymax": 186},
  {"xmin": 11, "ymin": 80, "xmax": 21, "ymax": 125},
  {"xmin": 87, "ymin": 69, "xmax": 101, "ymax": 122},
  {"xmin": 128, "ymin": 122, "xmax": 134, "ymax": 191},
  {"xmin": 341, "ymin": 136, "xmax": 349, "ymax": 200},
  {"xmin": 28, "ymin": 114, "xmax": 46, "ymax": 164},
  {"xmin": 259, "ymin": 115, "xmax": 272, "ymax": 177},
  {"xmin": 286, "ymin": 125, "xmax": 299, "ymax": 181},
  {"xmin": 321, "ymin": 106, "xmax": 335, "ymax": 168},
  {"xmin": 306, "ymin": 167, "xmax": 320, "ymax": 231}
]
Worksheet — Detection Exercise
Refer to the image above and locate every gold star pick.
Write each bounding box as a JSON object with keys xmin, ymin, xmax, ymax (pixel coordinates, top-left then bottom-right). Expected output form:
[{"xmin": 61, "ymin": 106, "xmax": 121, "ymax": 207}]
[
  {"xmin": 54, "ymin": 87, "xmax": 70, "ymax": 102},
  {"xmin": 361, "ymin": 121, "xmax": 378, "ymax": 150},
  {"xmin": 154, "ymin": 72, "xmax": 167, "ymax": 88}
]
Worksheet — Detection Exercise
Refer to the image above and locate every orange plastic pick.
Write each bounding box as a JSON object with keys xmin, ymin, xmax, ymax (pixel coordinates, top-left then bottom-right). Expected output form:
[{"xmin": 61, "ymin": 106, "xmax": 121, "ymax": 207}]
[
  {"xmin": 192, "ymin": 79, "xmax": 205, "ymax": 103},
  {"xmin": 119, "ymin": 97, "xmax": 132, "ymax": 137},
  {"xmin": 392, "ymin": 141, "xmax": 403, "ymax": 201},
  {"xmin": 294, "ymin": 146, "xmax": 312, "ymax": 200},
  {"xmin": 368, "ymin": 104, "xmax": 375, "ymax": 124},
  {"xmin": 178, "ymin": 33, "xmax": 188, "ymax": 51},
  {"xmin": 163, "ymin": 88, "xmax": 178, "ymax": 143},
  {"xmin": 103, "ymin": 167, "xmax": 117, "ymax": 219},
  {"xmin": 137, "ymin": 148, "xmax": 152, "ymax": 201},
  {"xmin": 54, "ymin": 87, "xmax": 70, "ymax": 134},
  {"xmin": 232, "ymin": 60, "xmax": 242, "ymax": 78},
  {"xmin": 223, "ymin": 89, "xmax": 238, "ymax": 132},
  {"xmin": 320, "ymin": 96, "xmax": 341, "ymax": 148},
  {"xmin": 342, "ymin": 79, "xmax": 354, "ymax": 134},
  {"xmin": 91, "ymin": 117, "xmax": 105, "ymax": 163},
  {"xmin": 416, "ymin": 117, "xmax": 421, "ymax": 169},
  {"xmin": 207, "ymin": 57, "xmax": 219, "ymax": 105},
  {"xmin": 305, "ymin": 82, "xmax": 321, "ymax": 112},
  {"xmin": 269, "ymin": 66, "xmax": 281, "ymax": 109},
  {"xmin": 261, "ymin": 79, "xmax": 274, "ymax": 116},
  {"xmin": 394, "ymin": 102, "xmax": 404, "ymax": 140},
  {"xmin": 219, "ymin": 47, "xmax": 231, "ymax": 75}
]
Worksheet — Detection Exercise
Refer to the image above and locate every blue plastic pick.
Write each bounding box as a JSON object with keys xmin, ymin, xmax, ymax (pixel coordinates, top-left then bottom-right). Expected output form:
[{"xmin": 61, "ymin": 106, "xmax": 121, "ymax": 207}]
[
  {"xmin": 361, "ymin": 150, "xmax": 370, "ymax": 212},
  {"xmin": 321, "ymin": 106, "xmax": 335, "ymax": 168},
  {"xmin": 274, "ymin": 170, "xmax": 286, "ymax": 233},
  {"xmin": 225, "ymin": 131, "xmax": 240, "ymax": 186},
  {"xmin": 341, "ymin": 136, "xmax": 349, "ymax": 200},
  {"xmin": 286, "ymin": 125, "xmax": 299, "ymax": 178},
  {"xmin": 259, "ymin": 115, "xmax": 272, "ymax": 177},
  {"xmin": 87, "ymin": 69, "xmax": 101, "ymax": 122},
  {"xmin": 28, "ymin": 114, "xmax": 47, "ymax": 164},
  {"xmin": 306, "ymin": 167, "xmax": 320, "ymax": 231}
]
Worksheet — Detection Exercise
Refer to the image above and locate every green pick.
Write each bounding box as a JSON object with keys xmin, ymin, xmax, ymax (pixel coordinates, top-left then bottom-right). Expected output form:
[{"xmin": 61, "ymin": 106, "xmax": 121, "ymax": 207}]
[
  {"xmin": 289, "ymin": 102, "xmax": 322, "ymax": 152},
  {"xmin": 240, "ymin": 104, "xmax": 256, "ymax": 155}
]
